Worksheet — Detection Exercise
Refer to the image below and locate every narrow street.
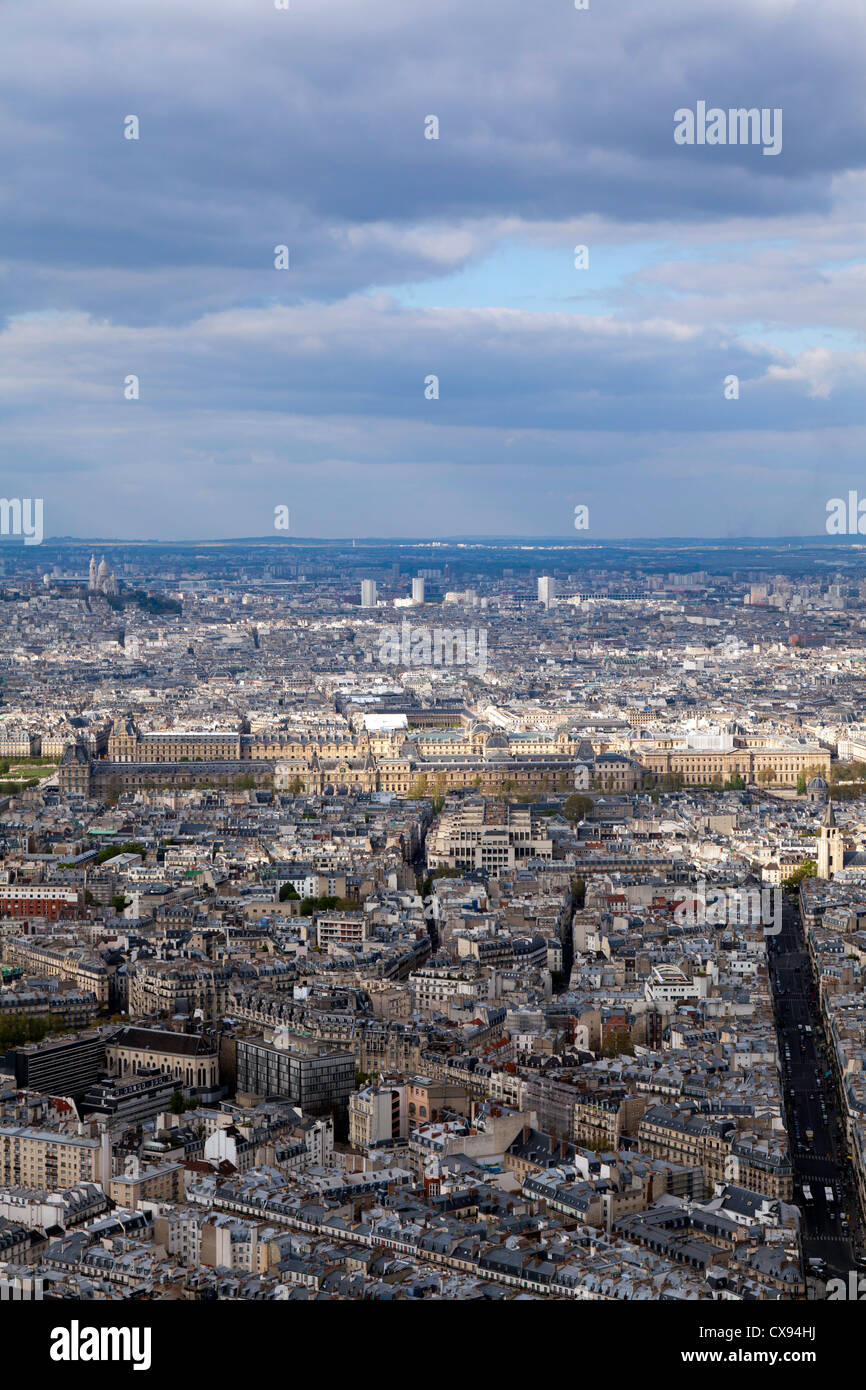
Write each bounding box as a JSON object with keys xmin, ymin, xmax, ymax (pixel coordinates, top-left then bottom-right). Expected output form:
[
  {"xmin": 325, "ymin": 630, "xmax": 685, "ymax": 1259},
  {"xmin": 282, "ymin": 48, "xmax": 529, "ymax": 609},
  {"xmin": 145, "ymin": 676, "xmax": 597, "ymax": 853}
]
[{"xmin": 768, "ymin": 896, "xmax": 859, "ymax": 1281}]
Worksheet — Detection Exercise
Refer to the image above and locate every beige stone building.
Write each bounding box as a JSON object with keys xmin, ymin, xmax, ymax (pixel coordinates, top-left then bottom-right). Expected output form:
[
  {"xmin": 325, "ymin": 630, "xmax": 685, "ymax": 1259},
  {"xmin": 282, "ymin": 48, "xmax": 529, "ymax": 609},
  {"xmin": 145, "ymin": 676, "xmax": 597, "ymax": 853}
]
[
  {"xmin": 105, "ymin": 1026, "xmax": 220, "ymax": 1088},
  {"xmin": 636, "ymin": 742, "xmax": 829, "ymax": 787},
  {"xmin": 0, "ymin": 1125, "xmax": 111, "ymax": 1191},
  {"xmin": 1, "ymin": 937, "xmax": 109, "ymax": 1004},
  {"xmin": 100, "ymin": 717, "xmax": 594, "ymax": 799},
  {"xmin": 573, "ymin": 1092, "xmax": 647, "ymax": 1149},
  {"xmin": 126, "ymin": 960, "xmax": 230, "ymax": 1021},
  {"xmin": 108, "ymin": 1158, "xmax": 184, "ymax": 1209},
  {"xmin": 349, "ymin": 1082, "xmax": 408, "ymax": 1149},
  {"xmin": 638, "ymin": 1106, "xmax": 793, "ymax": 1200}
]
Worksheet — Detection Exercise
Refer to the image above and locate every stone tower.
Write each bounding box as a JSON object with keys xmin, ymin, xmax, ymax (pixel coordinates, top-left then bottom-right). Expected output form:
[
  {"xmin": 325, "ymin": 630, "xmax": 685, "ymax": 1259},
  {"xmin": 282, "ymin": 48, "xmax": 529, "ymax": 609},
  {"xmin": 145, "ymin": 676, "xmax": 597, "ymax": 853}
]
[{"xmin": 817, "ymin": 802, "xmax": 844, "ymax": 880}]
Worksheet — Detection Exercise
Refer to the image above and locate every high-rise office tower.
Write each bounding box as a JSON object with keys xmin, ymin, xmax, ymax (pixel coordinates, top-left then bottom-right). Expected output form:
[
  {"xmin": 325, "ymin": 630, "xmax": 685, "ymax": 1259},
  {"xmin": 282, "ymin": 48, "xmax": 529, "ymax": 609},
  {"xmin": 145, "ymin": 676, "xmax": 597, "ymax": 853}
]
[
  {"xmin": 538, "ymin": 576, "xmax": 556, "ymax": 609},
  {"xmin": 412, "ymin": 577, "xmax": 425, "ymax": 604},
  {"xmin": 360, "ymin": 580, "xmax": 378, "ymax": 608}
]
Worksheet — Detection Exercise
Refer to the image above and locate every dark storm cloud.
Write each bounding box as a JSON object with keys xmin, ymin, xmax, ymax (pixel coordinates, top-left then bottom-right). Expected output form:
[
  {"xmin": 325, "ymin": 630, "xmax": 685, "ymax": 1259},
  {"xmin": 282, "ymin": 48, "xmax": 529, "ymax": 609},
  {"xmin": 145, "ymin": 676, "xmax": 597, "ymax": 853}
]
[
  {"xmin": 0, "ymin": 0, "xmax": 862, "ymax": 537},
  {"xmin": 0, "ymin": 0, "xmax": 862, "ymax": 321}
]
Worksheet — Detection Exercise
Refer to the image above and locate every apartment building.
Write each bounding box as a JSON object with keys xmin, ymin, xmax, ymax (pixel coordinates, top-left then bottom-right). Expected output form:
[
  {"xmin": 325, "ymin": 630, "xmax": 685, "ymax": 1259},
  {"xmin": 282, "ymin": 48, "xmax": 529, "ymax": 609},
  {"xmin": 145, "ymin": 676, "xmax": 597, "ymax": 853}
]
[
  {"xmin": 152, "ymin": 1207, "xmax": 203, "ymax": 1267},
  {"xmin": 637, "ymin": 1106, "xmax": 793, "ymax": 1200},
  {"xmin": 126, "ymin": 959, "xmax": 230, "ymax": 1020},
  {"xmin": 1, "ymin": 937, "xmax": 108, "ymax": 1003},
  {"xmin": 408, "ymin": 1108, "xmax": 530, "ymax": 1179},
  {"xmin": 0, "ymin": 733, "xmax": 38, "ymax": 757},
  {"xmin": 409, "ymin": 966, "xmax": 480, "ymax": 1016},
  {"xmin": 0, "ymin": 1125, "xmax": 111, "ymax": 1192},
  {"xmin": 0, "ymin": 983, "xmax": 99, "ymax": 1029},
  {"xmin": 316, "ymin": 912, "xmax": 367, "ymax": 948},
  {"xmin": 108, "ymin": 1158, "xmax": 184, "ymax": 1209},
  {"xmin": 406, "ymin": 1077, "xmax": 471, "ymax": 1127},
  {"xmin": 200, "ymin": 1214, "xmax": 261, "ymax": 1271},
  {"xmin": 348, "ymin": 1082, "xmax": 408, "ymax": 1149},
  {"xmin": 573, "ymin": 1091, "xmax": 647, "ymax": 1149},
  {"xmin": 0, "ymin": 886, "xmax": 81, "ymax": 921}
]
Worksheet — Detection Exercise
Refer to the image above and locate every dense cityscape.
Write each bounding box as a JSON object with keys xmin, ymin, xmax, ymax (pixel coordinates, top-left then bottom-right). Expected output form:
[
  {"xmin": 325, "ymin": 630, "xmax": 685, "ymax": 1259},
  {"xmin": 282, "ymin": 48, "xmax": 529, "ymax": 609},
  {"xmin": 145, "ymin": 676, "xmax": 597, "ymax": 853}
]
[
  {"xmin": 0, "ymin": 536, "xmax": 863, "ymax": 1317},
  {"xmin": 4, "ymin": 0, "xmax": 863, "ymax": 1365}
]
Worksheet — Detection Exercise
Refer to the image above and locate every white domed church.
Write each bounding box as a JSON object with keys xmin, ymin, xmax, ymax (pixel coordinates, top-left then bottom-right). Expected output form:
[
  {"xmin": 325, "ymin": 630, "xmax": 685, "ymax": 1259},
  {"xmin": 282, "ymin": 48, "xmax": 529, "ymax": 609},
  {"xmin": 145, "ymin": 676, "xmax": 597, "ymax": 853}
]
[{"xmin": 88, "ymin": 554, "xmax": 119, "ymax": 597}]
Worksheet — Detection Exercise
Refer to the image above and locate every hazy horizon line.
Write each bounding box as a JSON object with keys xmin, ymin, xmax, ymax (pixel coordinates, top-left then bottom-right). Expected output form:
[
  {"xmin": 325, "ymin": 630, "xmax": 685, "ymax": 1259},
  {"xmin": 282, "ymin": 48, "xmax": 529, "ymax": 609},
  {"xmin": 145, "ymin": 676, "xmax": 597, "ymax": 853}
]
[{"xmin": 3, "ymin": 533, "xmax": 865, "ymax": 549}]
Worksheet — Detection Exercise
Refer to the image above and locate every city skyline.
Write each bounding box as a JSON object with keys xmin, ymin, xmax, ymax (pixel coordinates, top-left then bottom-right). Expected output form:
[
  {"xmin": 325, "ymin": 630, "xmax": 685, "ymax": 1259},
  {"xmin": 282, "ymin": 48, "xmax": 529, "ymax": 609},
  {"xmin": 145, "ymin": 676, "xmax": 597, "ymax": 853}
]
[{"xmin": 0, "ymin": 519, "xmax": 864, "ymax": 1330}]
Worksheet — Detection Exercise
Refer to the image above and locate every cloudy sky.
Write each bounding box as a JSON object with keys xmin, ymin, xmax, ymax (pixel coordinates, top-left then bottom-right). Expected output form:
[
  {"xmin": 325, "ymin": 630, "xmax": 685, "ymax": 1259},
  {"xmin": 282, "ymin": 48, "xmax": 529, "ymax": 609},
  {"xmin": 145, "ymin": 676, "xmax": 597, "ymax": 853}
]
[{"xmin": 1, "ymin": 0, "xmax": 864, "ymax": 539}]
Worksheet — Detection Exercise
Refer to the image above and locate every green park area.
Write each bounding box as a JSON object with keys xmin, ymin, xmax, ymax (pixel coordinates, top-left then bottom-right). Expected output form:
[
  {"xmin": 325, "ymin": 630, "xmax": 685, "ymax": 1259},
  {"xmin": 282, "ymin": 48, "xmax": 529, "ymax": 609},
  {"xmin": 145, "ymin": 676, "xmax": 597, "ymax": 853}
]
[{"xmin": 0, "ymin": 755, "xmax": 58, "ymax": 794}]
